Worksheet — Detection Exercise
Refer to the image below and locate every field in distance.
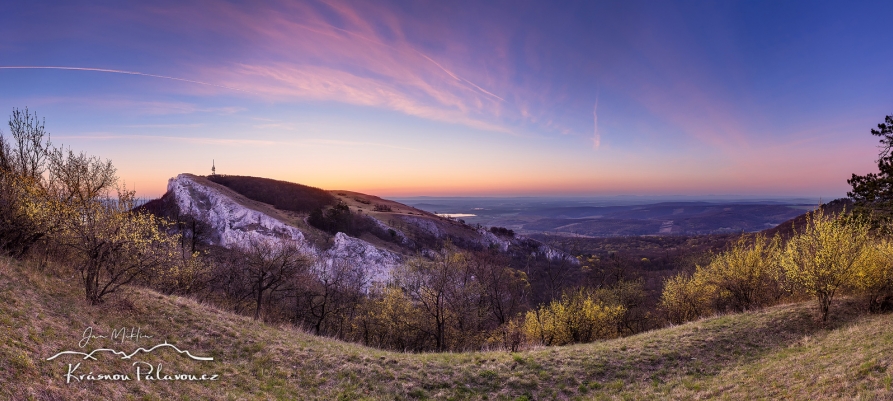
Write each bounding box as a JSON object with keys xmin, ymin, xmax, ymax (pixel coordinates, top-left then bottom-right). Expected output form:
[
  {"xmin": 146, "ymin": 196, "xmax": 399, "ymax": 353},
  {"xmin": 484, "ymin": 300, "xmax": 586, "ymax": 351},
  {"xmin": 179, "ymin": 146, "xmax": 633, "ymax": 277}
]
[{"xmin": 394, "ymin": 196, "xmax": 820, "ymax": 237}]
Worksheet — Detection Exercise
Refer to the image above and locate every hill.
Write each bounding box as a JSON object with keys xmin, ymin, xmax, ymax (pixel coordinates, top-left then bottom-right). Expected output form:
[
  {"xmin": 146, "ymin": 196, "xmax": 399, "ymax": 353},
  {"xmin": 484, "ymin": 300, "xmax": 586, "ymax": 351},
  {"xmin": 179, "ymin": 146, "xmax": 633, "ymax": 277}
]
[
  {"xmin": 762, "ymin": 198, "xmax": 854, "ymax": 238},
  {"xmin": 3, "ymin": 257, "xmax": 891, "ymax": 400},
  {"xmin": 519, "ymin": 202, "xmax": 809, "ymax": 236},
  {"xmin": 142, "ymin": 174, "xmax": 573, "ymax": 285},
  {"xmin": 205, "ymin": 174, "xmax": 337, "ymax": 214}
]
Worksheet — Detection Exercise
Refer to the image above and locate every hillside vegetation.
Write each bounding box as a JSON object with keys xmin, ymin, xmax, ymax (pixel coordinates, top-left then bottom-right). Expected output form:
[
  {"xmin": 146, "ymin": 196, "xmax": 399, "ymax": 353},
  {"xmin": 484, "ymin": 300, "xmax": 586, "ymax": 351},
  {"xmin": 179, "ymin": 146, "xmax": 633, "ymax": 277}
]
[
  {"xmin": 2, "ymin": 257, "xmax": 891, "ymax": 400},
  {"xmin": 762, "ymin": 198, "xmax": 854, "ymax": 239},
  {"xmin": 206, "ymin": 174, "xmax": 336, "ymax": 213}
]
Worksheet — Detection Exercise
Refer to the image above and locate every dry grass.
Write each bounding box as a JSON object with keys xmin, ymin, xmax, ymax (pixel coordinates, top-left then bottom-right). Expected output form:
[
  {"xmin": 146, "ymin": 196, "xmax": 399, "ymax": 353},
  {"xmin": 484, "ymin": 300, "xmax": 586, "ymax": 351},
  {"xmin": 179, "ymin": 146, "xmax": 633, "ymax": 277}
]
[{"xmin": 1, "ymin": 257, "xmax": 890, "ymax": 400}]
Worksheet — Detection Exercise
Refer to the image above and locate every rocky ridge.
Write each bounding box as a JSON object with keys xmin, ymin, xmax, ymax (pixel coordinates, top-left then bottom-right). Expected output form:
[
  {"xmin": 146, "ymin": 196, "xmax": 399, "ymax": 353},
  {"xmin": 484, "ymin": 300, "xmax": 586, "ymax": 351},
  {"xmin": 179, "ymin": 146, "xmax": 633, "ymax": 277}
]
[{"xmin": 164, "ymin": 174, "xmax": 575, "ymax": 285}]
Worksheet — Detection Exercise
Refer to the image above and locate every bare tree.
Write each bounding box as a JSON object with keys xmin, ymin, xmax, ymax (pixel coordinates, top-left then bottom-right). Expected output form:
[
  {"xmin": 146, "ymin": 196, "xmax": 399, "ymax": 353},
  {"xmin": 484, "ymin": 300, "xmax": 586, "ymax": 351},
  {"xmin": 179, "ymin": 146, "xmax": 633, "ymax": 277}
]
[
  {"xmin": 0, "ymin": 108, "xmax": 54, "ymax": 257},
  {"xmin": 47, "ymin": 147, "xmax": 116, "ymax": 205},
  {"xmin": 471, "ymin": 251, "xmax": 530, "ymax": 325},
  {"xmin": 299, "ymin": 254, "xmax": 367, "ymax": 335},
  {"xmin": 234, "ymin": 237, "xmax": 310, "ymax": 320},
  {"xmin": 395, "ymin": 246, "xmax": 473, "ymax": 351},
  {"xmin": 3, "ymin": 107, "xmax": 51, "ymax": 180}
]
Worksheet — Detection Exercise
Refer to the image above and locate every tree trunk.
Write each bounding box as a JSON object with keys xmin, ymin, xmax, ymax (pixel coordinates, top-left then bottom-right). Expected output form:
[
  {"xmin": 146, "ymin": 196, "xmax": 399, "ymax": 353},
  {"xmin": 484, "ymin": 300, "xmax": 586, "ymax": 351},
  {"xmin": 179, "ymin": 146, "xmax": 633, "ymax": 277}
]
[{"xmin": 254, "ymin": 276, "xmax": 264, "ymax": 320}]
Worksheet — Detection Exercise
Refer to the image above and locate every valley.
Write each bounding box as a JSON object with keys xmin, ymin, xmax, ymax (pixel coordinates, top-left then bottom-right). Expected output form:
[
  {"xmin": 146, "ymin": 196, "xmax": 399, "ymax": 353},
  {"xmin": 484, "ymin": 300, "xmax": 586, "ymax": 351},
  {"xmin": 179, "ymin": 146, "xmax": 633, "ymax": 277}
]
[{"xmin": 395, "ymin": 197, "xmax": 818, "ymax": 237}]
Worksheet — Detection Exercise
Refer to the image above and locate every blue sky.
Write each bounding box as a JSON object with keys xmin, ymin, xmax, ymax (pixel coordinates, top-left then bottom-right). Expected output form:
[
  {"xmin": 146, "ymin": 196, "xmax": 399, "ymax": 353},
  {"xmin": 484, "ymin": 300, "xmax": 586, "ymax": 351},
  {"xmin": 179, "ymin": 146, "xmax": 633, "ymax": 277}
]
[{"xmin": 1, "ymin": 0, "xmax": 891, "ymax": 197}]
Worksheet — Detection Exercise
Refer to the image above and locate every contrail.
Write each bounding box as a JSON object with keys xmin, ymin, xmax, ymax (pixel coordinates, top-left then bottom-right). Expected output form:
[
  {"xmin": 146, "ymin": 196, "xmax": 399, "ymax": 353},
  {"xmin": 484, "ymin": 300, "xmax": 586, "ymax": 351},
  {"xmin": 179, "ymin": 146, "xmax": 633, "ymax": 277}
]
[
  {"xmin": 414, "ymin": 52, "xmax": 506, "ymax": 102},
  {"xmin": 0, "ymin": 66, "xmax": 253, "ymax": 94}
]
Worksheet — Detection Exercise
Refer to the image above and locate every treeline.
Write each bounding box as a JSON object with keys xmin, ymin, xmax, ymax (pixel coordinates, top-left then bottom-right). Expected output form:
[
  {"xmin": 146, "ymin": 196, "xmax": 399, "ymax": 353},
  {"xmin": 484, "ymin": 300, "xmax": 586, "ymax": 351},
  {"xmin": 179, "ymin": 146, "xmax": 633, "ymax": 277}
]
[
  {"xmin": 661, "ymin": 208, "xmax": 893, "ymax": 324},
  {"xmin": 192, "ymin": 242, "xmax": 651, "ymax": 352},
  {"xmin": 206, "ymin": 174, "xmax": 335, "ymax": 213}
]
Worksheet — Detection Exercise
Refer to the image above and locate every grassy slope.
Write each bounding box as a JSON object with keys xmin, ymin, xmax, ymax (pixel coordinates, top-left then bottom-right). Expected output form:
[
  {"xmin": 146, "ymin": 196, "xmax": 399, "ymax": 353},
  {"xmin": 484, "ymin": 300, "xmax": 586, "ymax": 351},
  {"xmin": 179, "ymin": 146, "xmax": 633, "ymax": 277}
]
[{"xmin": 1, "ymin": 258, "xmax": 891, "ymax": 400}]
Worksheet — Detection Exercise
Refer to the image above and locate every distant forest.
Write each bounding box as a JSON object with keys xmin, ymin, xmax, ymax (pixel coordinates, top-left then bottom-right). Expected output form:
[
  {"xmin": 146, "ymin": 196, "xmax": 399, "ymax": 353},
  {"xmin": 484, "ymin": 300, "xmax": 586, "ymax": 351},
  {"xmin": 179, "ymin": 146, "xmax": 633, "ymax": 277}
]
[{"xmin": 207, "ymin": 175, "xmax": 336, "ymax": 213}]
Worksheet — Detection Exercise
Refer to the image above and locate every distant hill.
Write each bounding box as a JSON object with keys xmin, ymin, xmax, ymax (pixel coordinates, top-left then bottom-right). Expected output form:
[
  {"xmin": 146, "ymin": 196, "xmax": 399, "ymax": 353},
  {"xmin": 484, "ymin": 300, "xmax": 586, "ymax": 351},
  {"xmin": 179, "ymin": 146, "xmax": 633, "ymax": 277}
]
[
  {"xmin": 762, "ymin": 198, "xmax": 854, "ymax": 238},
  {"xmin": 206, "ymin": 174, "xmax": 336, "ymax": 213},
  {"xmin": 401, "ymin": 198, "xmax": 816, "ymax": 237}
]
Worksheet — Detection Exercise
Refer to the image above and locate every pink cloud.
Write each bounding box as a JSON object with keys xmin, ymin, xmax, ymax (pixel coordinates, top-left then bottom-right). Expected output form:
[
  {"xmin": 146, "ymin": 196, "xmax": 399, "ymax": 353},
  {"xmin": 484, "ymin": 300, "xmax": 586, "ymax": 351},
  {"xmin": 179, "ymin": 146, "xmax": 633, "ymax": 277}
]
[{"xmin": 120, "ymin": 1, "xmax": 552, "ymax": 135}]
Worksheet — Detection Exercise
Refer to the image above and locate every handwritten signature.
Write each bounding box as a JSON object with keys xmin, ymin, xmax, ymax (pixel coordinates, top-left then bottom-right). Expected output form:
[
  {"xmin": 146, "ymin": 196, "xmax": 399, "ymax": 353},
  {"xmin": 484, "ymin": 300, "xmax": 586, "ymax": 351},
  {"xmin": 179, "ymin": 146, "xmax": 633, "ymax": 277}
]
[{"xmin": 79, "ymin": 326, "xmax": 152, "ymax": 348}]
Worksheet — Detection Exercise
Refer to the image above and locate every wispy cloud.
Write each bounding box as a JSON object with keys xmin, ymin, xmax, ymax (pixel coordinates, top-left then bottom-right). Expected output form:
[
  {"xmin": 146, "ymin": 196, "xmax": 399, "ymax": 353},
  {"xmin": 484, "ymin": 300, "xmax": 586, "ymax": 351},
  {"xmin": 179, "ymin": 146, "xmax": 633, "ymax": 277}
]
[
  {"xmin": 54, "ymin": 133, "xmax": 416, "ymax": 151},
  {"xmin": 308, "ymin": 138, "xmax": 418, "ymax": 151},
  {"xmin": 223, "ymin": 63, "xmax": 513, "ymax": 134},
  {"xmin": 2, "ymin": 1, "xmax": 589, "ymax": 139},
  {"xmin": 156, "ymin": 1, "xmax": 534, "ymax": 135},
  {"xmin": 592, "ymin": 95, "xmax": 600, "ymax": 150},
  {"xmin": 120, "ymin": 123, "xmax": 205, "ymax": 129},
  {"xmin": 411, "ymin": 51, "xmax": 506, "ymax": 102},
  {"xmin": 54, "ymin": 134, "xmax": 282, "ymax": 146}
]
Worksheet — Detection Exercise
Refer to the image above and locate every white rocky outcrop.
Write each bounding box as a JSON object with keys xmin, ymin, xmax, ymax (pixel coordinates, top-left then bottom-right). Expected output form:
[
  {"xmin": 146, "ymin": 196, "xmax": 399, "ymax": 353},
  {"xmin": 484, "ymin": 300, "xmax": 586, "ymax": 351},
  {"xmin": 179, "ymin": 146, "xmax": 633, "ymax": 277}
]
[
  {"xmin": 475, "ymin": 228, "xmax": 512, "ymax": 252},
  {"xmin": 397, "ymin": 212, "xmax": 573, "ymax": 262},
  {"xmin": 168, "ymin": 174, "xmax": 308, "ymax": 248},
  {"xmin": 167, "ymin": 174, "xmax": 402, "ymax": 287},
  {"xmin": 396, "ymin": 215, "xmax": 444, "ymax": 238},
  {"xmin": 397, "ymin": 214, "xmax": 508, "ymax": 250},
  {"xmin": 323, "ymin": 233, "xmax": 402, "ymax": 284},
  {"xmin": 534, "ymin": 243, "xmax": 578, "ymax": 263}
]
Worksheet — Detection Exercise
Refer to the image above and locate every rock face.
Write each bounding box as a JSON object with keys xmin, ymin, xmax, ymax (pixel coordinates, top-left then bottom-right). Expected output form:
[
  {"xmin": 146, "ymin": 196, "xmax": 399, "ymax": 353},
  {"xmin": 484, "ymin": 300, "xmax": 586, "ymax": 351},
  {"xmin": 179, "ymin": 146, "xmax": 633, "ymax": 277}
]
[
  {"xmin": 168, "ymin": 174, "xmax": 309, "ymax": 248},
  {"xmin": 396, "ymin": 215, "xmax": 444, "ymax": 239},
  {"xmin": 167, "ymin": 174, "xmax": 402, "ymax": 285},
  {"xmin": 476, "ymin": 229, "xmax": 512, "ymax": 252},
  {"xmin": 323, "ymin": 233, "xmax": 402, "ymax": 284},
  {"xmin": 392, "ymin": 214, "xmax": 575, "ymax": 263}
]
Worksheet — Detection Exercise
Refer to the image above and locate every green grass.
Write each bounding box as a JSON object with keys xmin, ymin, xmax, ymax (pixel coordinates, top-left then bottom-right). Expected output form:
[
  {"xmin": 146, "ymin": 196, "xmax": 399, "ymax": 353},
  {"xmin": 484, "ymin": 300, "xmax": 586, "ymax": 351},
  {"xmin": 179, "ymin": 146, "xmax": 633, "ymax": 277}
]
[{"xmin": 0, "ymin": 257, "xmax": 890, "ymax": 400}]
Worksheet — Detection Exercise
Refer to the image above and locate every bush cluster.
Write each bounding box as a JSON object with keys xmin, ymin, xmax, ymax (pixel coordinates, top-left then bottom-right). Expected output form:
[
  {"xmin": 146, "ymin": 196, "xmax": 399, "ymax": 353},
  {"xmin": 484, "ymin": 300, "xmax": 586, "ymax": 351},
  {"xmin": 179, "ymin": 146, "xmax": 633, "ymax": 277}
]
[
  {"xmin": 661, "ymin": 208, "xmax": 893, "ymax": 323},
  {"xmin": 373, "ymin": 203, "xmax": 393, "ymax": 212},
  {"xmin": 307, "ymin": 202, "xmax": 397, "ymax": 243},
  {"xmin": 489, "ymin": 226, "xmax": 515, "ymax": 238}
]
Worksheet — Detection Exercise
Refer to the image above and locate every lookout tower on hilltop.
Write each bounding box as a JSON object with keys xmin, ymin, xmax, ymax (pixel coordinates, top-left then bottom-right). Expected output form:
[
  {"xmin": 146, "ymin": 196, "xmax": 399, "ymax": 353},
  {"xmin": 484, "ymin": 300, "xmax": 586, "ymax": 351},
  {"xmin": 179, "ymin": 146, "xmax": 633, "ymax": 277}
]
[{"xmin": 211, "ymin": 160, "xmax": 216, "ymax": 176}]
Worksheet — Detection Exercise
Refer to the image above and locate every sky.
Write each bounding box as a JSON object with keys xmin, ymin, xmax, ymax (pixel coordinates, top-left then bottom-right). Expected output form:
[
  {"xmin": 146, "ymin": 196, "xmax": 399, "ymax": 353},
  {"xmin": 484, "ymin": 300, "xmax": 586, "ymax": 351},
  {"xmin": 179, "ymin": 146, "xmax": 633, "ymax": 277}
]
[{"xmin": 1, "ymin": 0, "xmax": 891, "ymax": 198}]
